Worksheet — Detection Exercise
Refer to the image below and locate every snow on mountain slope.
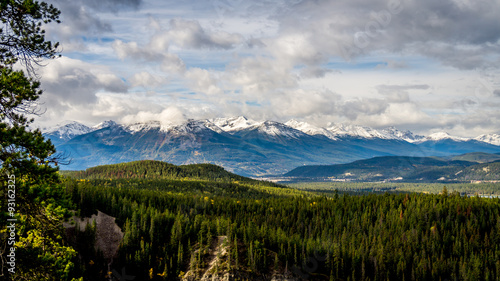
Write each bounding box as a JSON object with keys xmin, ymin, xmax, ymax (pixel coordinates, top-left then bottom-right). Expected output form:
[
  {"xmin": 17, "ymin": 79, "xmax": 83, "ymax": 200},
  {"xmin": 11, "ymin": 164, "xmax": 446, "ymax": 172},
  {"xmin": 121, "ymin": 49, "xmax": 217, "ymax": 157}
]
[
  {"xmin": 169, "ymin": 119, "xmax": 224, "ymax": 134},
  {"xmin": 43, "ymin": 120, "xmax": 120, "ymax": 141},
  {"xmin": 475, "ymin": 134, "xmax": 500, "ymax": 146},
  {"xmin": 286, "ymin": 120, "xmax": 426, "ymax": 142},
  {"xmin": 285, "ymin": 120, "xmax": 338, "ymax": 140},
  {"xmin": 327, "ymin": 123, "xmax": 388, "ymax": 139},
  {"xmin": 211, "ymin": 116, "xmax": 257, "ymax": 132},
  {"xmin": 124, "ymin": 119, "xmax": 224, "ymax": 135},
  {"xmin": 381, "ymin": 127, "xmax": 425, "ymax": 143},
  {"xmin": 92, "ymin": 120, "xmax": 118, "ymax": 130},
  {"xmin": 125, "ymin": 120, "xmax": 162, "ymax": 133},
  {"xmin": 43, "ymin": 121, "xmax": 92, "ymax": 141},
  {"xmin": 250, "ymin": 121, "xmax": 307, "ymax": 139},
  {"xmin": 425, "ymin": 132, "xmax": 470, "ymax": 142}
]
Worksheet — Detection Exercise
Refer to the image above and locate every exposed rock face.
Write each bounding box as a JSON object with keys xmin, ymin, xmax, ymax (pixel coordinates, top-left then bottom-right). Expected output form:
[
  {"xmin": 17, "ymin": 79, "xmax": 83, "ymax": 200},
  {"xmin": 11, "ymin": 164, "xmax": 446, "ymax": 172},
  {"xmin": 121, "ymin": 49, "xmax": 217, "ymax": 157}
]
[
  {"xmin": 181, "ymin": 236, "xmax": 301, "ymax": 281},
  {"xmin": 65, "ymin": 211, "xmax": 124, "ymax": 260},
  {"xmin": 94, "ymin": 211, "xmax": 124, "ymax": 260},
  {"xmin": 65, "ymin": 211, "xmax": 124, "ymax": 281},
  {"xmin": 182, "ymin": 236, "xmax": 228, "ymax": 281}
]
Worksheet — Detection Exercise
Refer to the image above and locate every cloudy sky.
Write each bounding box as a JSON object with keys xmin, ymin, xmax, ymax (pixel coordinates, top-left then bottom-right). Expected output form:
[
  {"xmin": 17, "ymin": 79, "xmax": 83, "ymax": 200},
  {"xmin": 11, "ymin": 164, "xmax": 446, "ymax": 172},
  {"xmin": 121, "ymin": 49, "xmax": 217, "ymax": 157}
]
[{"xmin": 34, "ymin": 0, "xmax": 500, "ymax": 137}]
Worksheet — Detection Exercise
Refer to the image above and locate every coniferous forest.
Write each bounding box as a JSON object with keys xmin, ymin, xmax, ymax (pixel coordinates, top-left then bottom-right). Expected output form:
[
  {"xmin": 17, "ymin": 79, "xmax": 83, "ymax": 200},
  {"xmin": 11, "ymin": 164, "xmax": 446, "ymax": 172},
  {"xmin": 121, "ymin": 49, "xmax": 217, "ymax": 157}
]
[{"xmin": 59, "ymin": 160, "xmax": 500, "ymax": 281}]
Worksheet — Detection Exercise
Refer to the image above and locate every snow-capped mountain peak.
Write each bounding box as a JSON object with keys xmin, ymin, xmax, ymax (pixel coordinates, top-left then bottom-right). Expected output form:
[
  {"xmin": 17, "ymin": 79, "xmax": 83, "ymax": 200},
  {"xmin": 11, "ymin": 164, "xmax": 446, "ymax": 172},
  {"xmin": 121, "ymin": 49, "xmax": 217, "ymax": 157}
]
[
  {"xmin": 327, "ymin": 123, "xmax": 386, "ymax": 139},
  {"xmin": 426, "ymin": 132, "xmax": 470, "ymax": 142},
  {"xmin": 285, "ymin": 120, "xmax": 321, "ymax": 134},
  {"xmin": 286, "ymin": 121, "xmax": 425, "ymax": 142},
  {"xmin": 125, "ymin": 120, "xmax": 162, "ymax": 133},
  {"xmin": 124, "ymin": 119, "xmax": 216, "ymax": 134},
  {"xmin": 43, "ymin": 121, "xmax": 92, "ymax": 141},
  {"xmin": 380, "ymin": 127, "xmax": 425, "ymax": 143},
  {"xmin": 285, "ymin": 119, "xmax": 338, "ymax": 140},
  {"xmin": 92, "ymin": 120, "xmax": 118, "ymax": 130},
  {"xmin": 251, "ymin": 120, "xmax": 306, "ymax": 139},
  {"xmin": 124, "ymin": 119, "xmax": 225, "ymax": 135},
  {"xmin": 170, "ymin": 119, "xmax": 224, "ymax": 134},
  {"xmin": 475, "ymin": 134, "xmax": 500, "ymax": 146},
  {"xmin": 211, "ymin": 116, "xmax": 257, "ymax": 132}
]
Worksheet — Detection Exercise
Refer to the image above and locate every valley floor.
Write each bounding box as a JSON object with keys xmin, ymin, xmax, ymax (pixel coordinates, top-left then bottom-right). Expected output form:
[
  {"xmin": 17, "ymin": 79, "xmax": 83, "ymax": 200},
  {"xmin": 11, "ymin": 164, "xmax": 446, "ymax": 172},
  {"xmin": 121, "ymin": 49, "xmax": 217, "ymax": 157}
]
[{"xmin": 287, "ymin": 181, "xmax": 500, "ymax": 196}]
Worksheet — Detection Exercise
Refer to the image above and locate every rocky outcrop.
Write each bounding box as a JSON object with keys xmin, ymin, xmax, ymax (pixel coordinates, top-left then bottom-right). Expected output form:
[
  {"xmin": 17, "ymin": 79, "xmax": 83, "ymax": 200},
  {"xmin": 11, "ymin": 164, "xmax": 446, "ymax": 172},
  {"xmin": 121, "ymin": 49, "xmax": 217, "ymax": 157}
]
[
  {"xmin": 66, "ymin": 210, "xmax": 123, "ymax": 259},
  {"xmin": 181, "ymin": 236, "xmax": 301, "ymax": 281}
]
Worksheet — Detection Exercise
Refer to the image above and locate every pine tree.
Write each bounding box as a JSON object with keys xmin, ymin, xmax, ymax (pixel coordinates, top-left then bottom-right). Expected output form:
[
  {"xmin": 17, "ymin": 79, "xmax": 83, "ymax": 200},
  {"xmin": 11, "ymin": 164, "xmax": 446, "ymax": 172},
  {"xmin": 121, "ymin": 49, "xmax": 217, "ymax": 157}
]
[
  {"xmin": 0, "ymin": 1, "xmax": 80, "ymax": 280},
  {"xmin": 177, "ymin": 242, "xmax": 183, "ymax": 266},
  {"xmin": 234, "ymin": 237, "xmax": 239, "ymax": 270}
]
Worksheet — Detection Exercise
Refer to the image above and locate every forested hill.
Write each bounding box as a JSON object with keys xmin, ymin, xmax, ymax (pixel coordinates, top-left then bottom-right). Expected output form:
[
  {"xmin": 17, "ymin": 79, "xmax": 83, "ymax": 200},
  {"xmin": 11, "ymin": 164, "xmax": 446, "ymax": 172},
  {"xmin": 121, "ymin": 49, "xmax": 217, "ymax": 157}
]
[
  {"xmin": 284, "ymin": 155, "xmax": 500, "ymax": 182},
  {"xmin": 450, "ymin": 152, "xmax": 500, "ymax": 163},
  {"xmin": 457, "ymin": 161, "xmax": 500, "ymax": 181},
  {"xmin": 61, "ymin": 160, "xmax": 296, "ymax": 199},
  {"xmin": 64, "ymin": 160, "xmax": 258, "ymax": 183},
  {"xmin": 284, "ymin": 156, "xmax": 475, "ymax": 180}
]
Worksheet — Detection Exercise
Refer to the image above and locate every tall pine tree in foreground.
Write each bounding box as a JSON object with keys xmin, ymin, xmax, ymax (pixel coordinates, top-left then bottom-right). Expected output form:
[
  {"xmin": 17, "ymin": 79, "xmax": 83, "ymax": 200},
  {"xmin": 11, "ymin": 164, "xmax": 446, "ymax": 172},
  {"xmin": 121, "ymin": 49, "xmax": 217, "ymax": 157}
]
[{"xmin": 0, "ymin": 1, "xmax": 80, "ymax": 280}]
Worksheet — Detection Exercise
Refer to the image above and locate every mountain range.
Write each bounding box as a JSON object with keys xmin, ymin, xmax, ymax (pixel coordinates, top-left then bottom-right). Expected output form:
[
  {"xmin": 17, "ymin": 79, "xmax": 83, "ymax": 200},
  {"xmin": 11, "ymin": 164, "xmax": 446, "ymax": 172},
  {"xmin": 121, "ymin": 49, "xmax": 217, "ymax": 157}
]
[{"xmin": 42, "ymin": 117, "xmax": 500, "ymax": 176}]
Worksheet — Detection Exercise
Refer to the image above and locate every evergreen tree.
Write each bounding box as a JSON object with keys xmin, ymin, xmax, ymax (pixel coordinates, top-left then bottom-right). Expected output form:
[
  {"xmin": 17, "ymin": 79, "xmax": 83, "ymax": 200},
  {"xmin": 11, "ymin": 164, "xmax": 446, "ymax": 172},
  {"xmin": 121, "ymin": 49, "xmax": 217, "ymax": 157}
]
[{"xmin": 0, "ymin": 1, "xmax": 78, "ymax": 280}]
